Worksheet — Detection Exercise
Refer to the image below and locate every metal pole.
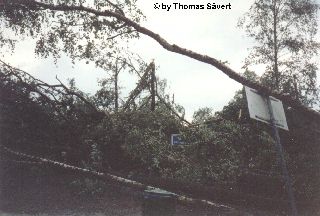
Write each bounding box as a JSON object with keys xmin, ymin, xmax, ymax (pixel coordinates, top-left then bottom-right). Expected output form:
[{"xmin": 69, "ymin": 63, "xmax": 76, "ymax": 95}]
[{"xmin": 266, "ymin": 97, "xmax": 298, "ymax": 216}]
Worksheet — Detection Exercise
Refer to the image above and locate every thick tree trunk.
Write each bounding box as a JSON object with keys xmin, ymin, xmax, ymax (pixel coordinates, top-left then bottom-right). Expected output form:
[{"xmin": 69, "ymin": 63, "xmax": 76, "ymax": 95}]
[
  {"xmin": 8, "ymin": 0, "xmax": 320, "ymax": 120},
  {"xmin": 1, "ymin": 145, "xmax": 234, "ymax": 213}
]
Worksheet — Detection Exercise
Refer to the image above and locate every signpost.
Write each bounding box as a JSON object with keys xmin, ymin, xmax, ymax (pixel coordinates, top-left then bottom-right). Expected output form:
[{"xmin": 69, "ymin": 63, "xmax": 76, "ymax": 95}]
[
  {"xmin": 245, "ymin": 86, "xmax": 288, "ymax": 130},
  {"xmin": 170, "ymin": 134, "xmax": 184, "ymax": 146},
  {"xmin": 245, "ymin": 86, "xmax": 298, "ymax": 216}
]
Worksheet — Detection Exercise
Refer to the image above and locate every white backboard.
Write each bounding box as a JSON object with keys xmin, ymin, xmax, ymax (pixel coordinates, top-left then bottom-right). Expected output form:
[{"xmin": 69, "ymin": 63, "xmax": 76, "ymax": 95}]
[{"xmin": 245, "ymin": 86, "xmax": 288, "ymax": 131}]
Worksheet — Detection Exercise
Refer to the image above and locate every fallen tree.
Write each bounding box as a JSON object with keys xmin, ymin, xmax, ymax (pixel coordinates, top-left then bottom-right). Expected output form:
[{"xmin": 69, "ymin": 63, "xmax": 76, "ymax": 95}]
[
  {"xmin": 122, "ymin": 61, "xmax": 155, "ymax": 111},
  {"xmin": 0, "ymin": 144, "xmax": 236, "ymax": 214},
  {"xmin": 0, "ymin": 59, "xmax": 101, "ymax": 117},
  {"xmin": 1, "ymin": 0, "xmax": 319, "ymax": 119}
]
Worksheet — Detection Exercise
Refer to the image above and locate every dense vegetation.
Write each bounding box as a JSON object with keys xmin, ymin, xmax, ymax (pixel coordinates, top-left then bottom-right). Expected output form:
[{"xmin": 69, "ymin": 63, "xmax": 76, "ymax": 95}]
[
  {"xmin": 0, "ymin": 0, "xmax": 319, "ymax": 214},
  {"xmin": 0, "ymin": 60, "xmax": 319, "ymax": 213}
]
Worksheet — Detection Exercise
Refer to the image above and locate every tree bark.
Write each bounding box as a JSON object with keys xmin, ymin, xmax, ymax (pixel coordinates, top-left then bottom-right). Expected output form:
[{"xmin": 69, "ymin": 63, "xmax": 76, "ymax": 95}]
[
  {"xmin": 273, "ymin": 0, "xmax": 280, "ymax": 91},
  {"xmin": 114, "ymin": 61, "xmax": 119, "ymax": 111},
  {"xmin": 1, "ymin": 145, "xmax": 234, "ymax": 212},
  {"xmin": 122, "ymin": 62, "xmax": 154, "ymax": 110},
  {"xmin": 150, "ymin": 62, "xmax": 156, "ymax": 111},
  {"xmin": 8, "ymin": 0, "xmax": 320, "ymax": 119}
]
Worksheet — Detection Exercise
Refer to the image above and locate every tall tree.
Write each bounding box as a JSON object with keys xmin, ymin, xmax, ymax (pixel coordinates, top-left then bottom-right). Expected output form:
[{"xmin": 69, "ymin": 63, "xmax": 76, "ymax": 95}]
[
  {"xmin": 88, "ymin": 56, "xmax": 159, "ymax": 113},
  {"xmin": 0, "ymin": 0, "xmax": 319, "ymax": 118},
  {"xmin": 95, "ymin": 56, "xmax": 127, "ymax": 111},
  {"xmin": 239, "ymin": 0, "xmax": 320, "ymax": 106}
]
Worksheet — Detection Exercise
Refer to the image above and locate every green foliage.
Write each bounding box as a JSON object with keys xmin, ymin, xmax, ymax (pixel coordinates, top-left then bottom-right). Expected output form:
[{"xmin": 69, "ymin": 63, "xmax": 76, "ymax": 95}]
[
  {"xmin": 125, "ymin": 127, "xmax": 168, "ymax": 171},
  {"xmin": 192, "ymin": 107, "xmax": 213, "ymax": 124},
  {"xmin": 1, "ymin": 54, "xmax": 319, "ymax": 206},
  {"xmin": 217, "ymin": 80, "xmax": 320, "ymax": 200},
  {"xmin": 239, "ymin": 0, "xmax": 320, "ymax": 106},
  {"xmin": 93, "ymin": 54, "xmax": 149, "ymax": 111},
  {"xmin": 182, "ymin": 118, "xmax": 276, "ymax": 184},
  {"xmin": 94, "ymin": 78, "xmax": 118, "ymax": 109},
  {"xmin": 0, "ymin": 0, "xmax": 144, "ymax": 66},
  {"xmin": 185, "ymin": 141, "xmax": 239, "ymax": 183},
  {"xmin": 70, "ymin": 178, "xmax": 107, "ymax": 196},
  {"xmin": 106, "ymin": 110, "xmax": 183, "ymax": 173},
  {"xmin": 281, "ymin": 109, "xmax": 320, "ymax": 199}
]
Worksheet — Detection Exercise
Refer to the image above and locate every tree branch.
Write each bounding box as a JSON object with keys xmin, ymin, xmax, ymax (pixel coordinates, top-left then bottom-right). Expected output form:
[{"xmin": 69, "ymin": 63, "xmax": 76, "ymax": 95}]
[
  {"xmin": 106, "ymin": 29, "xmax": 135, "ymax": 40},
  {"xmin": 155, "ymin": 93, "xmax": 191, "ymax": 126},
  {"xmin": 8, "ymin": 0, "xmax": 320, "ymax": 119},
  {"xmin": 0, "ymin": 144, "xmax": 234, "ymax": 212},
  {"xmin": 122, "ymin": 61, "xmax": 154, "ymax": 110},
  {"xmin": 55, "ymin": 76, "xmax": 101, "ymax": 114},
  {"xmin": 105, "ymin": 0, "xmax": 125, "ymax": 16}
]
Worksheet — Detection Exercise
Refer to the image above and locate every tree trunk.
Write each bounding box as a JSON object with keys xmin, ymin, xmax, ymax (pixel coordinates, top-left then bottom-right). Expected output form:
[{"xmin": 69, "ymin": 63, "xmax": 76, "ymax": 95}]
[
  {"xmin": 150, "ymin": 62, "xmax": 156, "ymax": 111},
  {"xmin": 115, "ymin": 68, "xmax": 119, "ymax": 111},
  {"xmin": 273, "ymin": 0, "xmax": 280, "ymax": 91},
  {"xmin": 1, "ymin": 145, "xmax": 234, "ymax": 213}
]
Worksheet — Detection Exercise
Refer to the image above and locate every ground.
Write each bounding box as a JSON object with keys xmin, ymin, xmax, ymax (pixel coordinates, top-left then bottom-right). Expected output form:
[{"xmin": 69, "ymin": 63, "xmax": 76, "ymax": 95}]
[
  {"xmin": 1, "ymin": 174, "xmax": 316, "ymax": 216},
  {"xmin": 0, "ymin": 190, "xmax": 234, "ymax": 216},
  {"xmin": 0, "ymin": 177, "xmax": 275, "ymax": 216}
]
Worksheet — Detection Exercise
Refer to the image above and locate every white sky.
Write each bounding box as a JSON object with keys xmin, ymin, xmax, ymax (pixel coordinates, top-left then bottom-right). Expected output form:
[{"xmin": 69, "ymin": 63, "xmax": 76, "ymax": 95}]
[
  {"xmin": 131, "ymin": 0, "xmax": 254, "ymax": 119},
  {"xmin": 2, "ymin": 0, "xmax": 319, "ymax": 120}
]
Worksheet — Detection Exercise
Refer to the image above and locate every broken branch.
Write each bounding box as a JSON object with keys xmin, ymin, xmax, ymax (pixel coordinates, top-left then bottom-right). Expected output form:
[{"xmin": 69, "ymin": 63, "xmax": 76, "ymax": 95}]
[{"xmin": 17, "ymin": 0, "xmax": 320, "ymax": 119}]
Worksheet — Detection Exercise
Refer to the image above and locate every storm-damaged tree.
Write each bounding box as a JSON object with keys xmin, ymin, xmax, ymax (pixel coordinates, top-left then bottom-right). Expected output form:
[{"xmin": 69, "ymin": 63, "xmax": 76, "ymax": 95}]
[
  {"xmin": 238, "ymin": 0, "xmax": 320, "ymax": 106},
  {"xmin": 101, "ymin": 57, "xmax": 126, "ymax": 111},
  {"xmin": 0, "ymin": 0, "xmax": 319, "ymax": 118},
  {"xmin": 94, "ymin": 55, "xmax": 158, "ymax": 112},
  {"xmin": 94, "ymin": 54, "xmax": 145, "ymax": 112}
]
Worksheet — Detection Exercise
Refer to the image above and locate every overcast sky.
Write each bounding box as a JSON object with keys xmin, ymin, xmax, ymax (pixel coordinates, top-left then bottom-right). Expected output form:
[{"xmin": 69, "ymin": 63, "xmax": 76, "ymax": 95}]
[
  {"xmin": 2, "ymin": 0, "xmax": 319, "ymax": 120},
  {"xmin": 131, "ymin": 0, "xmax": 254, "ymax": 119}
]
